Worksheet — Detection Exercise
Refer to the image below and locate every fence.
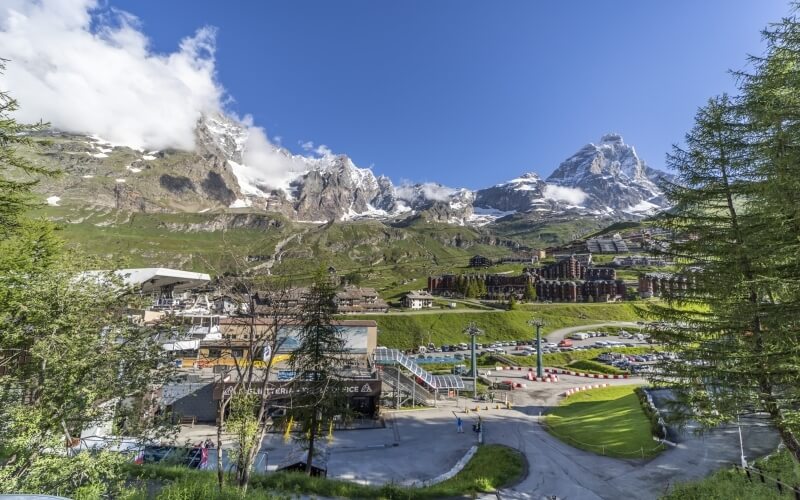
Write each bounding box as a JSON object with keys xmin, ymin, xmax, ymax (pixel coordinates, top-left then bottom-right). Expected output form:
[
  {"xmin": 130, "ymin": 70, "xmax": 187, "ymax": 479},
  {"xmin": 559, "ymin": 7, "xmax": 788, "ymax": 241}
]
[
  {"xmin": 734, "ymin": 465, "xmax": 800, "ymax": 499},
  {"xmin": 539, "ymin": 422, "xmax": 664, "ymax": 458}
]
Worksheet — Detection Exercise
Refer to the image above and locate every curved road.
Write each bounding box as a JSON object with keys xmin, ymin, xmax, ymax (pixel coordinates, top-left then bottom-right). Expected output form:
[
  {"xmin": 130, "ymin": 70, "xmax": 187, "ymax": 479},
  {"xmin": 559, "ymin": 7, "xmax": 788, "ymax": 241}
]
[{"xmin": 476, "ymin": 372, "xmax": 779, "ymax": 500}]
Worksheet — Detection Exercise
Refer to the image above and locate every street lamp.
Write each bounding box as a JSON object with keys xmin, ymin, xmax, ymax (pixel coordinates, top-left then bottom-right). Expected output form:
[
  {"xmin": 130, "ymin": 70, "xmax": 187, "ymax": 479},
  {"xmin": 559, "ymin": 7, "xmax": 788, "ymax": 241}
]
[
  {"xmin": 528, "ymin": 318, "xmax": 545, "ymax": 378},
  {"xmin": 463, "ymin": 322, "xmax": 484, "ymax": 400}
]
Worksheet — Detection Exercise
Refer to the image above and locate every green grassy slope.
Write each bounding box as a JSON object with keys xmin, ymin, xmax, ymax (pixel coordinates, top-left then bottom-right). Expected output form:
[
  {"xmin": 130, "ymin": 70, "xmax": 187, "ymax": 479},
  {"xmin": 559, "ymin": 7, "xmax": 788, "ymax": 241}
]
[
  {"xmin": 356, "ymin": 302, "xmax": 645, "ymax": 349},
  {"xmin": 545, "ymin": 385, "xmax": 664, "ymax": 458},
  {"xmin": 36, "ymin": 206, "xmax": 525, "ymax": 289}
]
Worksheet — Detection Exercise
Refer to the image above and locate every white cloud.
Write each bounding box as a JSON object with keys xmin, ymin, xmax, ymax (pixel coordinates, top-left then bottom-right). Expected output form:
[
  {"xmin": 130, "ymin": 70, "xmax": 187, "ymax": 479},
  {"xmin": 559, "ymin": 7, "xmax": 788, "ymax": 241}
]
[
  {"xmin": 395, "ymin": 182, "xmax": 456, "ymax": 203},
  {"xmin": 0, "ymin": 0, "xmax": 327, "ymax": 194},
  {"xmin": 300, "ymin": 141, "xmax": 314, "ymax": 151},
  {"xmin": 0, "ymin": 0, "xmax": 223, "ymax": 151},
  {"xmin": 314, "ymin": 144, "xmax": 333, "ymax": 157},
  {"xmin": 239, "ymin": 123, "xmax": 310, "ymax": 192},
  {"xmin": 543, "ymin": 184, "xmax": 588, "ymax": 205}
]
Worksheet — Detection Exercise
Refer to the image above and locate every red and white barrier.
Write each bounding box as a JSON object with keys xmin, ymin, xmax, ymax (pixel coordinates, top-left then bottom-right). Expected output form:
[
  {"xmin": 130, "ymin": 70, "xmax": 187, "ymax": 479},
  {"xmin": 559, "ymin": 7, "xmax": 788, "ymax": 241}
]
[
  {"xmin": 494, "ymin": 365, "xmax": 628, "ymax": 379},
  {"xmin": 562, "ymin": 383, "xmax": 610, "ymax": 396},
  {"xmin": 544, "ymin": 367, "xmax": 628, "ymax": 379}
]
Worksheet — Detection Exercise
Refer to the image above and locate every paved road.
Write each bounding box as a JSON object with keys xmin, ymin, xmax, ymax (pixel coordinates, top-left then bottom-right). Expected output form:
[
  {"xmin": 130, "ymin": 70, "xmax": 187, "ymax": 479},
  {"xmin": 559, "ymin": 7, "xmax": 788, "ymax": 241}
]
[{"xmin": 478, "ymin": 375, "xmax": 780, "ymax": 500}]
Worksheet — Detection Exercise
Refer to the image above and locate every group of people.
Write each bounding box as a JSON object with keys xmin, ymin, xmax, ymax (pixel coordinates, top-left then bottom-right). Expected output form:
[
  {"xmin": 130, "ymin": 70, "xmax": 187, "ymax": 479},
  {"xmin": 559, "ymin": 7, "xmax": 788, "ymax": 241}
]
[
  {"xmin": 455, "ymin": 415, "xmax": 481, "ymax": 434},
  {"xmin": 193, "ymin": 438, "xmax": 214, "ymax": 469}
]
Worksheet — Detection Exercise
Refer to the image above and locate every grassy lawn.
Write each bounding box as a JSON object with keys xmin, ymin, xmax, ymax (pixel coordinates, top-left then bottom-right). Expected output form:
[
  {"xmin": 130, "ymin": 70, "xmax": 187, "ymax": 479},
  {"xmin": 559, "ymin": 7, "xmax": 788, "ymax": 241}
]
[
  {"xmin": 664, "ymin": 450, "xmax": 800, "ymax": 500},
  {"xmin": 359, "ymin": 303, "xmax": 647, "ymax": 349},
  {"xmin": 559, "ymin": 359, "xmax": 627, "ymax": 375},
  {"xmin": 128, "ymin": 444, "xmax": 525, "ymax": 499},
  {"xmin": 545, "ymin": 385, "xmax": 664, "ymax": 459}
]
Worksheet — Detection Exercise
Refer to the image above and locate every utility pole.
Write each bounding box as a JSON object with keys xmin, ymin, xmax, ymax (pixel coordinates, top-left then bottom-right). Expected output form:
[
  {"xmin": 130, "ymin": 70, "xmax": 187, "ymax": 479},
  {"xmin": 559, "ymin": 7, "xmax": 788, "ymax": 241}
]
[
  {"xmin": 463, "ymin": 322, "xmax": 484, "ymax": 400},
  {"xmin": 528, "ymin": 318, "xmax": 545, "ymax": 378},
  {"xmin": 738, "ymin": 414, "xmax": 747, "ymax": 468}
]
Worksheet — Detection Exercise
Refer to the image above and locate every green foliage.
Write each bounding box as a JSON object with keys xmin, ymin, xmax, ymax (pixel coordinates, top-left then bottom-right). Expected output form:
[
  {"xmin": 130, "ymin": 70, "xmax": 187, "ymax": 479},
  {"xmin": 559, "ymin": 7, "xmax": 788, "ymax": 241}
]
[
  {"xmin": 523, "ymin": 283, "xmax": 536, "ymax": 302},
  {"xmin": 0, "ymin": 59, "xmax": 56, "ymax": 237},
  {"xmin": 664, "ymin": 450, "xmax": 800, "ymax": 499},
  {"xmin": 356, "ymin": 303, "xmax": 646, "ymax": 349},
  {"xmin": 0, "ymin": 65, "xmax": 174, "ymax": 497},
  {"xmin": 633, "ymin": 387, "xmax": 667, "ymax": 440},
  {"xmin": 507, "ymin": 295, "xmax": 517, "ymax": 310},
  {"xmin": 287, "ymin": 268, "xmax": 350, "ymax": 474},
  {"xmin": 0, "ymin": 449, "xmax": 132, "ymax": 499},
  {"xmin": 545, "ymin": 385, "xmax": 664, "ymax": 458},
  {"xmin": 646, "ymin": 6, "xmax": 800, "ymax": 461},
  {"xmin": 564, "ymin": 359, "xmax": 627, "ymax": 375},
  {"xmin": 226, "ymin": 392, "xmax": 260, "ymax": 485}
]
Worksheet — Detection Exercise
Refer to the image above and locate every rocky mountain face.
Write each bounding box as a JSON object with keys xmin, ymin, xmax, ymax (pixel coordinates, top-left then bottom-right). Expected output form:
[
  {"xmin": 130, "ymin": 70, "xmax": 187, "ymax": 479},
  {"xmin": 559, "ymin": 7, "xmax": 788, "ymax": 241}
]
[
  {"xmin": 473, "ymin": 173, "xmax": 559, "ymax": 214},
  {"xmin": 26, "ymin": 112, "xmax": 670, "ymax": 225},
  {"xmin": 545, "ymin": 133, "xmax": 667, "ymax": 214}
]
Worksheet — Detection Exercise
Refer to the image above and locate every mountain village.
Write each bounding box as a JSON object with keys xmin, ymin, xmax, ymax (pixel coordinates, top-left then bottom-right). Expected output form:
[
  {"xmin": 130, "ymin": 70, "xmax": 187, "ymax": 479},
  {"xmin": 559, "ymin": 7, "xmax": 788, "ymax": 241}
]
[{"xmin": 2, "ymin": 2, "xmax": 800, "ymax": 500}]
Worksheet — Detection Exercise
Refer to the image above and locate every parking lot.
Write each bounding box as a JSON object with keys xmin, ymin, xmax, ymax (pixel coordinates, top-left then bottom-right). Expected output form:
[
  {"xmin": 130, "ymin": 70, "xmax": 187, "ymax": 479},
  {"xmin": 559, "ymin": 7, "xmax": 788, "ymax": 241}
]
[{"xmin": 395, "ymin": 326, "xmax": 670, "ymax": 374}]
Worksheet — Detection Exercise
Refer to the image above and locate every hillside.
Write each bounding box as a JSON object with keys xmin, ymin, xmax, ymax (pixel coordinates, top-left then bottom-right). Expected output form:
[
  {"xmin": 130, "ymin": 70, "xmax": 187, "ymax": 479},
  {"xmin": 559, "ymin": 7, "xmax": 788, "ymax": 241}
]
[{"xmin": 353, "ymin": 302, "xmax": 646, "ymax": 349}]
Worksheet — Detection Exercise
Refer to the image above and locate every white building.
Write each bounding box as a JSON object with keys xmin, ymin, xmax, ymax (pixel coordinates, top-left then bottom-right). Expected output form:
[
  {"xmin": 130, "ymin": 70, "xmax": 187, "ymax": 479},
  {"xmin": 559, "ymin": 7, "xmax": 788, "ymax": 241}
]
[{"xmin": 401, "ymin": 291, "xmax": 435, "ymax": 310}]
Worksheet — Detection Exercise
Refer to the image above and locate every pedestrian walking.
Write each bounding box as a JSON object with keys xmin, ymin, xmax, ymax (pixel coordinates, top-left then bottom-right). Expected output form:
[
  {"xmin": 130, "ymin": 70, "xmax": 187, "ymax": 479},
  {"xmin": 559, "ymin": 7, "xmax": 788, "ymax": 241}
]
[{"xmin": 456, "ymin": 416, "xmax": 463, "ymax": 433}]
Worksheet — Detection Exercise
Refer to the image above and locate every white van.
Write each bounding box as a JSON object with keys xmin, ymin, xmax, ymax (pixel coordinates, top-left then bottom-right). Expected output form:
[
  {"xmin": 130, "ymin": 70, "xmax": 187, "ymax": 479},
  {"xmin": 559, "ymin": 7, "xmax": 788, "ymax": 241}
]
[{"xmin": 571, "ymin": 333, "xmax": 590, "ymax": 341}]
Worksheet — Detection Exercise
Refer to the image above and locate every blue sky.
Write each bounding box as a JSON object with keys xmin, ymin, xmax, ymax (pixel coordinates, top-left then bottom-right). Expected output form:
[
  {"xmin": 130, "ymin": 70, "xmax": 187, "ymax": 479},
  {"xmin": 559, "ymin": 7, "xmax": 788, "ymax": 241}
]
[{"xmin": 112, "ymin": 0, "xmax": 788, "ymax": 188}]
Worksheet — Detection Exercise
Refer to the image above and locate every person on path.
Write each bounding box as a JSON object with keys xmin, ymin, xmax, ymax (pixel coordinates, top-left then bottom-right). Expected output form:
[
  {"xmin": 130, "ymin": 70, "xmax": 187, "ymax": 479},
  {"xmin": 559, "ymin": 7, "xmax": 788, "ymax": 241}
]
[{"xmin": 456, "ymin": 416, "xmax": 463, "ymax": 433}]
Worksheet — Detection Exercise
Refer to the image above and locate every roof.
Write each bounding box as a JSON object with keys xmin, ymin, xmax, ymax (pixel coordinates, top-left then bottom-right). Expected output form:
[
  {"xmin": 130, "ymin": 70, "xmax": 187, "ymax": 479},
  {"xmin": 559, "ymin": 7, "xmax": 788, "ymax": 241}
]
[
  {"xmin": 404, "ymin": 291, "xmax": 434, "ymax": 300},
  {"xmin": 336, "ymin": 286, "xmax": 380, "ymax": 299},
  {"xmin": 115, "ymin": 268, "xmax": 210, "ymax": 292},
  {"xmin": 219, "ymin": 318, "xmax": 377, "ymax": 327}
]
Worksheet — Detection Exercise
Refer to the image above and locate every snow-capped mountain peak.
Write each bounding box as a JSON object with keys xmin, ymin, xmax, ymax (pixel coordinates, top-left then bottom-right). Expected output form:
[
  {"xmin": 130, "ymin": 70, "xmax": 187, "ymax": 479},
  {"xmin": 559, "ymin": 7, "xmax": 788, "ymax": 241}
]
[{"xmin": 546, "ymin": 133, "xmax": 668, "ymax": 214}]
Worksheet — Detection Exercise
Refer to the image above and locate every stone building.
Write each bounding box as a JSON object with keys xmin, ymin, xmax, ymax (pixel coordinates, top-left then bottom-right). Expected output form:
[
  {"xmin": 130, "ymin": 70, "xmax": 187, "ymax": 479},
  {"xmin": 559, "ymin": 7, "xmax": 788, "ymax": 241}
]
[
  {"xmin": 638, "ymin": 273, "xmax": 689, "ymax": 299},
  {"xmin": 427, "ymin": 272, "xmax": 534, "ymax": 299}
]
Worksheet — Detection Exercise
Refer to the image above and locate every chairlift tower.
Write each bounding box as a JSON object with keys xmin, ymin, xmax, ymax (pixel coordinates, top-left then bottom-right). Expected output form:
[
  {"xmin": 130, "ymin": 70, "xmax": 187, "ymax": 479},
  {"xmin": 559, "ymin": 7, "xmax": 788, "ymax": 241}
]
[
  {"xmin": 528, "ymin": 318, "xmax": 545, "ymax": 378},
  {"xmin": 464, "ymin": 322, "xmax": 484, "ymax": 399}
]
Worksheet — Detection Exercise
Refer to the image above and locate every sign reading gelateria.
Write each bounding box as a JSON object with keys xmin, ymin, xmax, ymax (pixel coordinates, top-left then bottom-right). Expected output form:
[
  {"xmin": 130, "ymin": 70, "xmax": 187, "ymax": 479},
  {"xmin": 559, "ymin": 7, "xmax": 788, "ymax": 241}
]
[{"xmin": 214, "ymin": 379, "xmax": 381, "ymax": 400}]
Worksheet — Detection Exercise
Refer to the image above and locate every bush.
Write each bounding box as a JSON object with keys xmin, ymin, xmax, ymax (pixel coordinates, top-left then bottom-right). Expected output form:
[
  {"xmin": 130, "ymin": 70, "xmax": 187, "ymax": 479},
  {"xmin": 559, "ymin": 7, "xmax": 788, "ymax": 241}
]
[
  {"xmin": 564, "ymin": 359, "xmax": 626, "ymax": 375},
  {"xmin": 634, "ymin": 387, "xmax": 666, "ymax": 440}
]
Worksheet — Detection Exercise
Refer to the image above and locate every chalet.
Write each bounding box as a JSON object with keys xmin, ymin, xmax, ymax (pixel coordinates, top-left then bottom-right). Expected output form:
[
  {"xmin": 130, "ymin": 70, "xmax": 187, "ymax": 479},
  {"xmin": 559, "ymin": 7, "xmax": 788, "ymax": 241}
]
[
  {"xmin": 334, "ymin": 286, "xmax": 389, "ymax": 314},
  {"xmin": 401, "ymin": 290, "xmax": 435, "ymax": 309}
]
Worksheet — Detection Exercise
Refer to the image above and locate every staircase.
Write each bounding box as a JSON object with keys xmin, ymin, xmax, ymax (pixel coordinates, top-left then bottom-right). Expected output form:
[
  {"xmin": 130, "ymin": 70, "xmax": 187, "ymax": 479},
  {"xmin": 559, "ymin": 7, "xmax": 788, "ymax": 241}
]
[{"xmin": 380, "ymin": 365, "xmax": 435, "ymax": 406}]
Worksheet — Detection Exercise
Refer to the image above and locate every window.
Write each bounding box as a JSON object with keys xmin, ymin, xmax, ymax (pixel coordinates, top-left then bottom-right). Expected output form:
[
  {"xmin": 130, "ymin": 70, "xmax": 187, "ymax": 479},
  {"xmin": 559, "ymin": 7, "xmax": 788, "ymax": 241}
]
[
  {"xmin": 207, "ymin": 348, "xmax": 222, "ymax": 359},
  {"xmin": 231, "ymin": 349, "xmax": 244, "ymax": 358}
]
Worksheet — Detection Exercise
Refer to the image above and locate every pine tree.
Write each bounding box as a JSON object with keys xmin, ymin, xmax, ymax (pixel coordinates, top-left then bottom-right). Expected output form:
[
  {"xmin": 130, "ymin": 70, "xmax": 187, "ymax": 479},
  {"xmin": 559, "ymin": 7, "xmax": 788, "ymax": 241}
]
[
  {"xmin": 524, "ymin": 283, "xmax": 537, "ymax": 302},
  {"xmin": 287, "ymin": 268, "xmax": 349, "ymax": 475},
  {"xmin": 647, "ymin": 91, "xmax": 800, "ymax": 461}
]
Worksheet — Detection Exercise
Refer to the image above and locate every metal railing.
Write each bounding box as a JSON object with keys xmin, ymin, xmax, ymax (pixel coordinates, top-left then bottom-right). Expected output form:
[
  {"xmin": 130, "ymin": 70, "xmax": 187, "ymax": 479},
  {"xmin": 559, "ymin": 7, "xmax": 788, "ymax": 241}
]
[
  {"xmin": 380, "ymin": 366, "xmax": 434, "ymax": 405},
  {"xmin": 374, "ymin": 349, "xmax": 438, "ymax": 389}
]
